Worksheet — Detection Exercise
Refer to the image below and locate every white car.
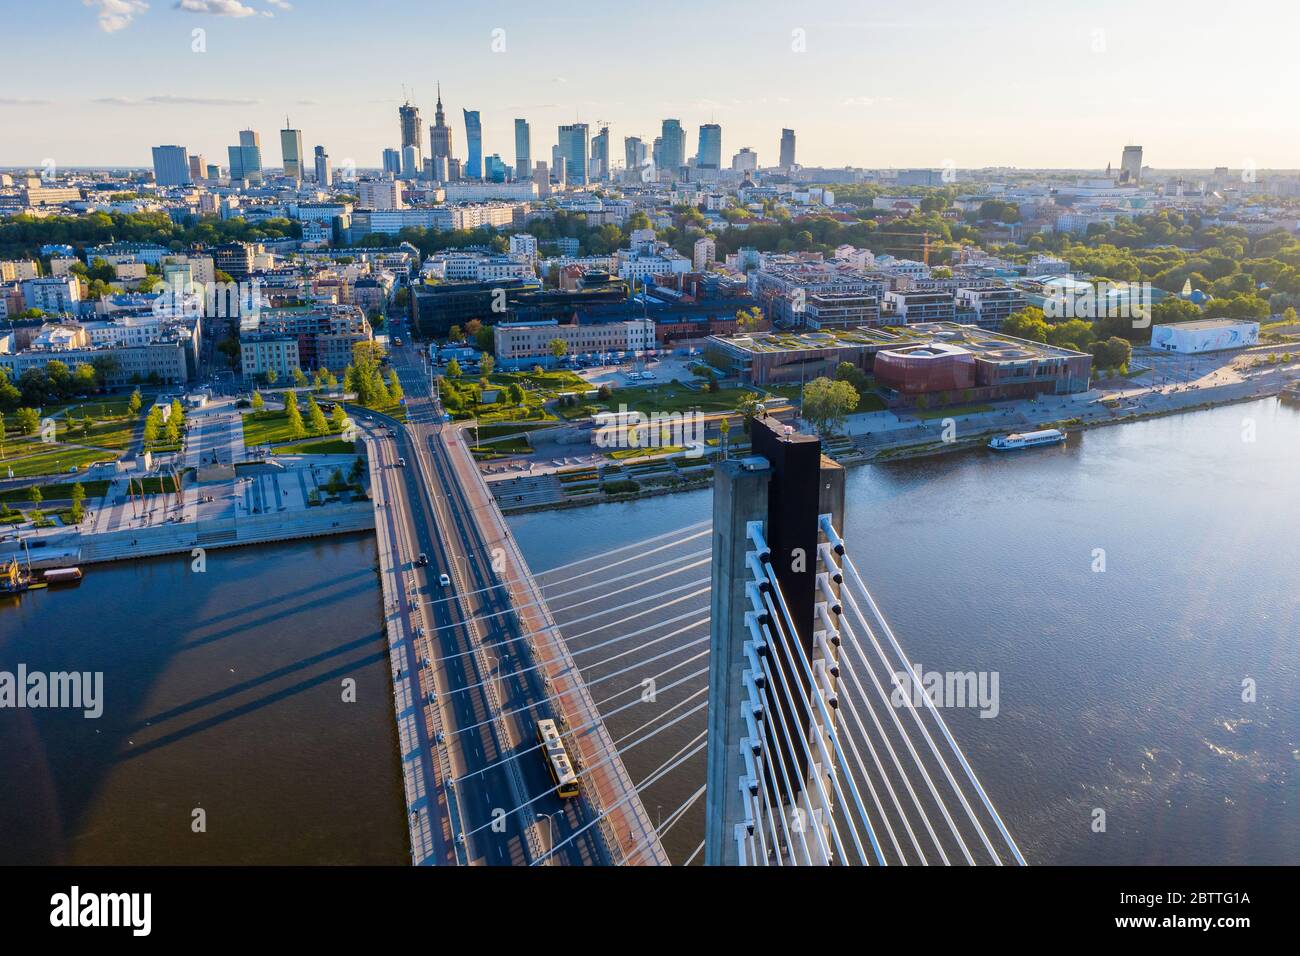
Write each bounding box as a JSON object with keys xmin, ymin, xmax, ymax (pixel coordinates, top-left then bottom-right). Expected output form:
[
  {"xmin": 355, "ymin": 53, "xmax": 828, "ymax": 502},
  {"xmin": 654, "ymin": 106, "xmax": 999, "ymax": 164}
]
[{"xmin": 439, "ymin": 573, "xmax": 451, "ymax": 587}]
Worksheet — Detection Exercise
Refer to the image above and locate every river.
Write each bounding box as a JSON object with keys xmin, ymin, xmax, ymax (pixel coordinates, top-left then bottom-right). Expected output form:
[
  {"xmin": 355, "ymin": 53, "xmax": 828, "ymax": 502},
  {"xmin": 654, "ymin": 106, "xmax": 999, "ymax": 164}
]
[
  {"xmin": 2, "ymin": 398, "xmax": 1295, "ymax": 865},
  {"xmin": 508, "ymin": 397, "xmax": 1299, "ymax": 865}
]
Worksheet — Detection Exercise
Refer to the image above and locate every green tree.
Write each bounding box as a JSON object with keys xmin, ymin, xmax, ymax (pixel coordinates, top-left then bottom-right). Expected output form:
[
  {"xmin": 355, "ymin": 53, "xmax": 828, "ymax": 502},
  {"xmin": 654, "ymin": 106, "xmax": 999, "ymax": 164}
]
[
  {"xmin": 549, "ymin": 338, "xmax": 568, "ymax": 360},
  {"xmin": 251, "ymin": 391, "xmax": 265, "ymax": 413},
  {"xmin": 801, "ymin": 377, "xmax": 859, "ymax": 436},
  {"xmin": 293, "ymin": 367, "xmax": 308, "ymax": 387},
  {"xmin": 735, "ymin": 391, "xmax": 764, "ymax": 434},
  {"xmin": 305, "ymin": 396, "xmax": 328, "ymax": 436},
  {"xmin": 387, "ymin": 369, "xmax": 404, "ymax": 403},
  {"xmin": 265, "ymin": 367, "xmax": 278, "ymax": 386},
  {"xmin": 28, "ymin": 484, "xmax": 43, "ymax": 507},
  {"xmin": 331, "ymin": 405, "xmax": 349, "ymax": 434},
  {"xmin": 285, "ymin": 396, "xmax": 306, "ymax": 439},
  {"xmin": 447, "ymin": 358, "xmax": 462, "ymax": 379},
  {"xmin": 15, "ymin": 407, "xmax": 41, "ymax": 435}
]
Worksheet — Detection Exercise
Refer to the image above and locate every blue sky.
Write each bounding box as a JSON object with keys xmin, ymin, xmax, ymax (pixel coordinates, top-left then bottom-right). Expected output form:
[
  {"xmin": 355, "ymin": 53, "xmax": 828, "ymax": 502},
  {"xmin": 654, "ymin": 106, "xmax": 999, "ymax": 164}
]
[{"xmin": 3, "ymin": 0, "xmax": 1297, "ymax": 170}]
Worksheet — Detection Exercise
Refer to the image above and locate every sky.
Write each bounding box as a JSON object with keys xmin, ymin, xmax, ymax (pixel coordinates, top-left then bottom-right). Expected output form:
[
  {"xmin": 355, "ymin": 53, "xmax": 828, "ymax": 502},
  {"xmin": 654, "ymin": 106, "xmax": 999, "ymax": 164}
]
[{"xmin": 3, "ymin": 0, "xmax": 1298, "ymax": 171}]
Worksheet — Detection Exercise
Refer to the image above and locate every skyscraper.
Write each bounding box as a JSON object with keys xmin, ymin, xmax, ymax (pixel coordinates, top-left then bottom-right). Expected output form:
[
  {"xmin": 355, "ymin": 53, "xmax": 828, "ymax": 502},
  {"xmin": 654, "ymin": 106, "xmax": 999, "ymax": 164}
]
[
  {"xmin": 624, "ymin": 136, "xmax": 648, "ymax": 182},
  {"xmin": 188, "ymin": 153, "xmax": 206, "ymax": 182},
  {"xmin": 151, "ymin": 145, "xmax": 191, "ymax": 187},
  {"xmin": 463, "ymin": 109, "xmax": 483, "ymax": 179},
  {"xmin": 313, "ymin": 145, "xmax": 331, "ymax": 186},
  {"xmin": 280, "ymin": 119, "xmax": 304, "ymax": 183},
  {"xmin": 697, "ymin": 123, "xmax": 722, "ymax": 170},
  {"xmin": 514, "ymin": 119, "xmax": 531, "ymax": 181},
  {"xmin": 1120, "ymin": 145, "xmax": 1143, "ymax": 185},
  {"xmin": 779, "ymin": 128, "xmax": 796, "ymax": 169},
  {"xmin": 382, "ymin": 148, "xmax": 402, "ymax": 177},
  {"xmin": 732, "ymin": 147, "xmax": 758, "ymax": 173},
  {"xmin": 660, "ymin": 119, "xmax": 685, "ymax": 172},
  {"xmin": 429, "ymin": 83, "xmax": 454, "ymax": 178},
  {"xmin": 399, "ymin": 100, "xmax": 422, "ymax": 174},
  {"xmin": 227, "ymin": 129, "xmax": 263, "ymax": 184},
  {"xmin": 591, "ymin": 126, "xmax": 610, "ymax": 182},
  {"xmin": 557, "ymin": 123, "xmax": 589, "ymax": 186}
]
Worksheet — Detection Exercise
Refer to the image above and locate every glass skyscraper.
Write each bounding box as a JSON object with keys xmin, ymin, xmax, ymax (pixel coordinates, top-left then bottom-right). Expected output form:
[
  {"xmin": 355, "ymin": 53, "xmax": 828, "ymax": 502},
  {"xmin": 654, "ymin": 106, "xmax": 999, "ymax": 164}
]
[
  {"xmin": 557, "ymin": 123, "xmax": 589, "ymax": 186},
  {"xmin": 463, "ymin": 109, "xmax": 483, "ymax": 179},
  {"xmin": 514, "ymin": 119, "xmax": 531, "ymax": 181},
  {"xmin": 697, "ymin": 123, "xmax": 722, "ymax": 169},
  {"xmin": 660, "ymin": 119, "xmax": 685, "ymax": 173}
]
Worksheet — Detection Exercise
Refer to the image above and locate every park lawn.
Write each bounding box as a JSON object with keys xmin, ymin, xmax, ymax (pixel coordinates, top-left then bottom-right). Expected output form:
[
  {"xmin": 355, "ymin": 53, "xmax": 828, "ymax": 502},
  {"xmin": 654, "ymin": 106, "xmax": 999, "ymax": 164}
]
[
  {"xmin": 276, "ymin": 438, "xmax": 359, "ymax": 455},
  {"xmin": 58, "ymin": 417, "xmax": 137, "ymax": 450},
  {"xmin": 0, "ymin": 442, "xmax": 113, "ymax": 478},
  {"xmin": 913, "ymin": 403, "xmax": 995, "ymax": 420},
  {"xmin": 609, "ymin": 444, "xmax": 687, "ymax": 461},
  {"xmin": 242, "ymin": 410, "xmax": 366, "ymax": 448},
  {"xmin": 596, "ymin": 384, "xmax": 753, "ymax": 416},
  {"xmin": 488, "ymin": 368, "xmax": 588, "ymax": 393},
  {"xmin": 0, "ymin": 480, "xmax": 111, "ymax": 505}
]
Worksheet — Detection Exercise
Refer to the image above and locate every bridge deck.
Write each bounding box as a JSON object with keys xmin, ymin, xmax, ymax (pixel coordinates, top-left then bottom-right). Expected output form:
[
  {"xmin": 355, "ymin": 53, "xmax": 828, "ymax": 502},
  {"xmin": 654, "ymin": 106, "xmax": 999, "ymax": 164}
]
[{"xmin": 444, "ymin": 429, "xmax": 670, "ymax": 866}]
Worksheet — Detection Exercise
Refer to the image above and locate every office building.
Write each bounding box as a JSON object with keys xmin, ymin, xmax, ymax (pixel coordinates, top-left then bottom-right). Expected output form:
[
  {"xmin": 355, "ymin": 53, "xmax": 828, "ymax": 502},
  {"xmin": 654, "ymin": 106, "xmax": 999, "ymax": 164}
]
[
  {"xmin": 151, "ymin": 145, "xmax": 191, "ymax": 187},
  {"xmin": 399, "ymin": 101, "xmax": 423, "ymax": 157},
  {"xmin": 779, "ymin": 128, "xmax": 796, "ymax": 168},
  {"xmin": 514, "ymin": 118, "xmax": 531, "ymax": 181},
  {"xmin": 188, "ymin": 154, "xmax": 206, "ymax": 182},
  {"xmin": 358, "ymin": 179, "xmax": 404, "ymax": 210},
  {"xmin": 227, "ymin": 129, "xmax": 263, "ymax": 184},
  {"xmin": 660, "ymin": 119, "xmax": 685, "ymax": 173},
  {"xmin": 624, "ymin": 136, "xmax": 648, "ymax": 182},
  {"xmin": 463, "ymin": 109, "xmax": 483, "ymax": 179},
  {"xmin": 697, "ymin": 124, "xmax": 722, "ymax": 169},
  {"xmin": 558, "ymin": 123, "xmax": 590, "ymax": 186},
  {"xmin": 279, "ymin": 120, "xmax": 304, "ymax": 183},
  {"xmin": 1120, "ymin": 145, "xmax": 1143, "ymax": 185},
  {"xmin": 591, "ymin": 126, "xmax": 611, "ymax": 182},
  {"xmin": 732, "ymin": 147, "xmax": 758, "ymax": 173},
  {"xmin": 313, "ymin": 146, "xmax": 331, "ymax": 186},
  {"xmin": 493, "ymin": 317, "xmax": 655, "ymax": 369},
  {"xmin": 382, "ymin": 148, "xmax": 402, "ymax": 177}
]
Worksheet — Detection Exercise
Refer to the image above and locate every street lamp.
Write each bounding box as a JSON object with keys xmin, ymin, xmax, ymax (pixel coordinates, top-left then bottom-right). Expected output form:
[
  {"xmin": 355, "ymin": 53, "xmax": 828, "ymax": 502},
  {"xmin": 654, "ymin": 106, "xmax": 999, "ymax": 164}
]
[{"xmin": 536, "ymin": 811, "xmax": 561, "ymax": 866}]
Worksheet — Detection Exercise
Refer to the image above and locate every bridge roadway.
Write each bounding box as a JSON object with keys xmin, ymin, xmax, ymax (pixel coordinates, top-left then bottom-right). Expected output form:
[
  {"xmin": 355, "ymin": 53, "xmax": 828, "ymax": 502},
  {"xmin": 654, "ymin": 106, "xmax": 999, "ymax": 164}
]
[{"xmin": 365, "ymin": 326, "xmax": 667, "ymax": 865}]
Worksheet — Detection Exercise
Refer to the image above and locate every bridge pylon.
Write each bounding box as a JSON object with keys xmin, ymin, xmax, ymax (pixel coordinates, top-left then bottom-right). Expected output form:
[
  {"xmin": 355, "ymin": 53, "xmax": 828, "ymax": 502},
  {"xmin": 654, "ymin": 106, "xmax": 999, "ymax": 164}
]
[{"xmin": 705, "ymin": 415, "xmax": 844, "ymax": 865}]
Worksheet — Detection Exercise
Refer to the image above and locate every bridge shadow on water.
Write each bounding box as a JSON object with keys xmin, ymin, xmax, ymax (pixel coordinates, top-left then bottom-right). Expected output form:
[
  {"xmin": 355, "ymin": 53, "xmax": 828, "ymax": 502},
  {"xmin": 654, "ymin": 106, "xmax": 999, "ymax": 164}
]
[{"xmin": 0, "ymin": 536, "xmax": 406, "ymax": 865}]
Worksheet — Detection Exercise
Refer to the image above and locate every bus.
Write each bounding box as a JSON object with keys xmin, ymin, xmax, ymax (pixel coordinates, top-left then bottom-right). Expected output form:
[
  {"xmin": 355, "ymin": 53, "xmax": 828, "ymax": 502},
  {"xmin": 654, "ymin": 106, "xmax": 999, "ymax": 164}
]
[{"xmin": 536, "ymin": 718, "xmax": 579, "ymax": 798}]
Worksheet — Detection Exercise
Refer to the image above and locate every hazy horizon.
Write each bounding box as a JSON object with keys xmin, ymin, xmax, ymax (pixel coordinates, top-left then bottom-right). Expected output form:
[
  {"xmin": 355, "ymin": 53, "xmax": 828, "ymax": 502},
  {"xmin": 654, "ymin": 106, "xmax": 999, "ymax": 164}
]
[{"xmin": 3, "ymin": 0, "xmax": 1298, "ymax": 170}]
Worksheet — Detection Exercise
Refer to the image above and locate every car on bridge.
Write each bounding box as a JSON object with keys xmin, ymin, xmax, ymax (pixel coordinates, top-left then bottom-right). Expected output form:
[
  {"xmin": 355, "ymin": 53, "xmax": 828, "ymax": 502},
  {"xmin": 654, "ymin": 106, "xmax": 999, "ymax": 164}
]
[
  {"xmin": 438, "ymin": 573, "xmax": 451, "ymax": 587},
  {"xmin": 416, "ymin": 553, "xmax": 429, "ymax": 567}
]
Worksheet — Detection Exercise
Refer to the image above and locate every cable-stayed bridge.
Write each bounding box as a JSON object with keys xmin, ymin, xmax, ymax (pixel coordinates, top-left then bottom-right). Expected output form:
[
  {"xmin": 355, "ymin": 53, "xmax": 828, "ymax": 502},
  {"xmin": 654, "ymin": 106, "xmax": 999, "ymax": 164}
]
[{"xmin": 371, "ymin": 332, "xmax": 1023, "ymax": 866}]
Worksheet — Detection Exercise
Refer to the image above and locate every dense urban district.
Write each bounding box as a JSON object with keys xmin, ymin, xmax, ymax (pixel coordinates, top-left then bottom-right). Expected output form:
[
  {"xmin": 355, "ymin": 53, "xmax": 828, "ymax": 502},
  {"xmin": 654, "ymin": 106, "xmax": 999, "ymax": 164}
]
[{"xmin": 4, "ymin": 106, "xmax": 1300, "ymax": 531}]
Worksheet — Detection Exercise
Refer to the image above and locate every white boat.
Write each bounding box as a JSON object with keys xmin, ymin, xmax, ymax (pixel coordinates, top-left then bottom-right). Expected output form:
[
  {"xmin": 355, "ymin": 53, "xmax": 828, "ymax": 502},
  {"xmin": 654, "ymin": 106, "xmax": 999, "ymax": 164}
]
[{"xmin": 988, "ymin": 428, "xmax": 1066, "ymax": 451}]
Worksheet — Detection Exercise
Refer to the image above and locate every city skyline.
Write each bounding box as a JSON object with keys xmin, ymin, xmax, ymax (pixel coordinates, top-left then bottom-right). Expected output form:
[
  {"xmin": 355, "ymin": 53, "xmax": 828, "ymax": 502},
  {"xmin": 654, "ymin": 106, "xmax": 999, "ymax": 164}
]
[{"xmin": 4, "ymin": 0, "xmax": 1299, "ymax": 169}]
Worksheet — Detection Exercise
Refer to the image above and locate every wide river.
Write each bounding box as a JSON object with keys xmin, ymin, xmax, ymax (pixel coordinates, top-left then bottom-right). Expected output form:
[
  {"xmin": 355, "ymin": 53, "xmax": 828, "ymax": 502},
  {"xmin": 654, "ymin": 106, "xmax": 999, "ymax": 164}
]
[{"xmin": 1, "ymin": 398, "xmax": 1295, "ymax": 864}]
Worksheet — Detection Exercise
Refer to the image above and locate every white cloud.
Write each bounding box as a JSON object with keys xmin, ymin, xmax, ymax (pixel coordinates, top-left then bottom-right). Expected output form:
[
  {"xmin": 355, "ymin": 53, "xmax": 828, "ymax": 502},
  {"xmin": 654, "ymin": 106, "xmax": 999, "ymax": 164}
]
[
  {"xmin": 0, "ymin": 97, "xmax": 53, "ymax": 106},
  {"xmin": 93, "ymin": 94, "xmax": 260, "ymax": 106},
  {"xmin": 83, "ymin": 0, "xmax": 149, "ymax": 33},
  {"xmin": 173, "ymin": 0, "xmax": 256, "ymax": 17},
  {"xmin": 266, "ymin": 0, "xmax": 291, "ymax": 8}
]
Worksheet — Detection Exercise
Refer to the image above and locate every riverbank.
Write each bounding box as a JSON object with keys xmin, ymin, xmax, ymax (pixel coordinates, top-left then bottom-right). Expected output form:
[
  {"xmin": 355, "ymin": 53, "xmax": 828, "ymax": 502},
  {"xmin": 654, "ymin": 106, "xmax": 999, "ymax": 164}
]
[{"xmin": 494, "ymin": 374, "xmax": 1296, "ymax": 513}]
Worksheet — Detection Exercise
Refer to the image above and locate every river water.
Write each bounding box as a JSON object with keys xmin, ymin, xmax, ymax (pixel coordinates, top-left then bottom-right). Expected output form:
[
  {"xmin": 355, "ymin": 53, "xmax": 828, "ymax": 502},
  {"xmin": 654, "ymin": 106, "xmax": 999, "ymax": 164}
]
[
  {"xmin": 0, "ymin": 534, "xmax": 406, "ymax": 865},
  {"xmin": 2, "ymin": 399, "xmax": 1295, "ymax": 865},
  {"xmin": 509, "ymin": 397, "xmax": 1299, "ymax": 865}
]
